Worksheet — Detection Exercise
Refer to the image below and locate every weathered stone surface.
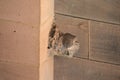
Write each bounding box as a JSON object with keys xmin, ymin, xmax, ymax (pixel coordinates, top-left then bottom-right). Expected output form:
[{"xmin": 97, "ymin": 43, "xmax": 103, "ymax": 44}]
[
  {"xmin": 0, "ymin": 0, "xmax": 40, "ymax": 80},
  {"xmin": 55, "ymin": 14, "xmax": 89, "ymax": 58},
  {"xmin": 0, "ymin": 0, "xmax": 40, "ymax": 26},
  {"xmin": 0, "ymin": 62, "xmax": 39, "ymax": 80},
  {"xmin": 90, "ymin": 21, "xmax": 120, "ymax": 65},
  {"xmin": 55, "ymin": 0, "xmax": 120, "ymax": 24},
  {"xmin": 0, "ymin": 20, "xmax": 39, "ymax": 65},
  {"xmin": 54, "ymin": 56, "xmax": 120, "ymax": 80},
  {"xmin": 48, "ymin": 23, "xmax": 80, "ymax": 57}
]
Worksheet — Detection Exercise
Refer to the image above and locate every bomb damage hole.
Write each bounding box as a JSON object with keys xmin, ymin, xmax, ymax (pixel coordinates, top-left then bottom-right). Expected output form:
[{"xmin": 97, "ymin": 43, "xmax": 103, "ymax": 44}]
[{"xmin": 48, "ymin": 23, "xmax": 80, "ymax": 57}]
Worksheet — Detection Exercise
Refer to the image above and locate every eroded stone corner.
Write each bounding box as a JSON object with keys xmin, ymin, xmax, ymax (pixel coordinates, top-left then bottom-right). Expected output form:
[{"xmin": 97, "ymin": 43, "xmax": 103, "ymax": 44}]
[{"xmin": 48, "ymin": 23, "xmax": 80, "ymax": 57}]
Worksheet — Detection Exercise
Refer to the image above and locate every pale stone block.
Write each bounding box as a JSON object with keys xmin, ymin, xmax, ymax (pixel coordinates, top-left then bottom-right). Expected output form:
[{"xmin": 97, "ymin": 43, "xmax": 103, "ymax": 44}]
[
  {"xmin": 55, "ymin": 56, "xmax": 120, "ymax": 80},
  {"xmin": 0, "ymin": 61, "xmax": 39, "ymax": 80},
  {"xmin": 90, "ymin": 21, "xmax": 120, "ymax": 65},
  {"xmin": 40, "ymin": 0, "xmax": 54, "ymax": 25},
  {"xmin": 40, "ymin": 16, "xmax": 54, "ymax": 80},
  {"xmin": 0, "ymin": 0, "xmax": 40, "ymax": 26},
  {"xmin": 0, "ymin": 20, "xmax": 39, "ymax": 65},
  {"xmin": 40, "ymin": 0, "xmax": 54, "ymax": 80},
  {"xmin": 55, "ymin": 0, "xmax": 120, "ymax": 24}
]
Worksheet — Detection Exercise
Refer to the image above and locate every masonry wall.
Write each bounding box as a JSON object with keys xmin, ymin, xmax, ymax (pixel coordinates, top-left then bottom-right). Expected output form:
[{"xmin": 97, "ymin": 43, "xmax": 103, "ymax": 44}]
[
  {"xmin": 54, "ymin": 0, "xmax": 120, "ymax": 80},
  {"xmin": 0, "ymin": 0, "xmax": 40, "ymax": 80},
  {"xmin": 0, "ymin": 0, "xmax": 120, "ymax": 80}
]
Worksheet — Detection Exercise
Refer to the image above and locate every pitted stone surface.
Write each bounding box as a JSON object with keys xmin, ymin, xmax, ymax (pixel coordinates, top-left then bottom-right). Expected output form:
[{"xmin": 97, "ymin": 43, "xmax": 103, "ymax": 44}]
[{"xmin": 48, "ymin": 23, "xmax": 80, "ymax": 57}]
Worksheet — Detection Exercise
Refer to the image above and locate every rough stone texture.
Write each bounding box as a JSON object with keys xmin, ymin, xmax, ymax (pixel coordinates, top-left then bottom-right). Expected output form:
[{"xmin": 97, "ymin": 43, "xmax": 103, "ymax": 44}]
[
  {"xmin": 54, "ymin": 14, "xmax": 120, "ymax": 80},
  {"xmin": 54, "ymin": 56, "xmax": 120, "ymax": 80},
  {"xmin": 48, "ymin": 24, "xmax": 80, "ymax": 57},
  {"xmin": 90, "ymin": 21, "xmax": 120, "ymax": 65},
  {"xmin": 55, "ymin": 14, "xmax": 89, "ymax": 58},
  {"xmin": 54, "ymin": 1, "xmax": 120, "ymax": 80},
  {"xmin": 55, "ymin": 0, "xmax": 120, "ymax": 24}
]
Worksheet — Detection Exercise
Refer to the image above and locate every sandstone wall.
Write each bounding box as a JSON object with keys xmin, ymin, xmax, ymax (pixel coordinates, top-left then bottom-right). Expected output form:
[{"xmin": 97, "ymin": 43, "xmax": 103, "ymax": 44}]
[
  {"xmin": 54, "ymin": 0, "xmax": 120, "ymax": 80},
  {"xmin": 0, "ymin": 0, "xmax": 40, "ymax": 80}
]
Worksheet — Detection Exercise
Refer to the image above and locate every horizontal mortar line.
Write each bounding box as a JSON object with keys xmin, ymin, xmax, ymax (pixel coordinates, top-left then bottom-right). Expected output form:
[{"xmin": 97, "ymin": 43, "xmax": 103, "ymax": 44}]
[
  {"xmin": 55, "ymin": 12, "xmax": 120, "ymax": 26},
  {"xmin": 0, "ymin": 18, "xmax": 38, "ymax": 27},
  {"xmin": 0, "ymin": 60, "xmax": 39, "ymax": 67},
  {"xmin": 74, "ymin": 56, "xmax": 120, "ymax": 66}
]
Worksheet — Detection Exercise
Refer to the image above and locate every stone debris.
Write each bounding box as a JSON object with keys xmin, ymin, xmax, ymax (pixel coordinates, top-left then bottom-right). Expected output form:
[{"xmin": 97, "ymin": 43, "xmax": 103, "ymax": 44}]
[{"xmin": 48, "ymin": 23, "xmax": 80, "ymax": 57}]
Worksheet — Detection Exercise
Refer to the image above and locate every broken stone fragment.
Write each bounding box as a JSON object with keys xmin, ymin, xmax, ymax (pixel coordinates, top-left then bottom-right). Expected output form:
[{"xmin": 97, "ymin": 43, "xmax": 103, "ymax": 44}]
[{"xmin": 48, "ymin": 23, "xmax": 80, "ymax": 57}]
